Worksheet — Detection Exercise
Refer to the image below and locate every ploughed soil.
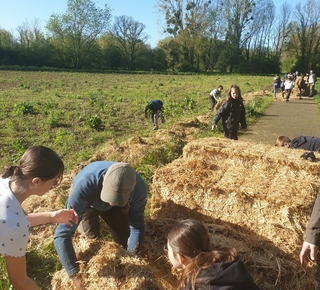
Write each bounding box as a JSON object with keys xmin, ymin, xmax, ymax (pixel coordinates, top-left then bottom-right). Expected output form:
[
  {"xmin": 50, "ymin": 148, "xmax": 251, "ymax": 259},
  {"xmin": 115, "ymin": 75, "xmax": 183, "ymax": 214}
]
[{"xmin": 240, "ymin": 91, "xmax": 320, "ymax": 146}]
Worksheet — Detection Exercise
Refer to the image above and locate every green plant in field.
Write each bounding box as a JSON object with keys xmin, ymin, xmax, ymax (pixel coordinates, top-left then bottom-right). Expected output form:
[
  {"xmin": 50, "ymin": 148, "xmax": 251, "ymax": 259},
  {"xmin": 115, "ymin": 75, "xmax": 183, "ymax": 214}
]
[
  {"xmin": 25, "ymin": 242, "xmax": 63, "ymax": 289},
  {"xmin": 85, "ymin": 115, "xmax": 103, "ymax": 131},
  {"xmin": 11, "ymin": 139, "xmax": 27, "ymax": 161},
  {"xmin": 46, "ymin": 115, "xmax": 59, "ymax": 128},
  {"xmin": 89, "ymin": 96, "xmax": 97, "ymax": 105},
  {"xmin": 185, "ymin": 96, "xmax": 195, "ymax": 110},
  {"xmin": 44, "ymin": 101, "xmax": 56, "ymax": 110},
  {"xmin": 21, "ymin": 82, "xmax": 31, "ymax": 89},
  {"xmin": 135, "ymin": 136, "xmax": 185, "ymax": 183},
  {"xmin": 75, "ymin": 151, "xmax": 91, "ymax": 162},
  {"xmin": 13, "ymin": 102, "xmax": 34, "ymax": 115},
  {"xmin": 54, "ymin": 129, "xmax": 68, "ymax": 145},
  {"xmin": 31, "ymin": 87, "xmax": 41, "ymax": 93}
]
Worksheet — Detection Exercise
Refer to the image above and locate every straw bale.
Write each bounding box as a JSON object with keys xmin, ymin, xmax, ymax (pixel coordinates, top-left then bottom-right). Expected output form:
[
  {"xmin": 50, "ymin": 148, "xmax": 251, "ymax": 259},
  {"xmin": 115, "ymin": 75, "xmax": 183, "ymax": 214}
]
[
  {"xmin": 77, "ymin": 135, "xmax": 186, "ymax": 173},
  {"xmin": 143, "ymin": 218, "xmax": 314, "ymax": 290},
  {"xmin": 150, "ymin": 137, "xmax": 320, "ymax": 289},
  {"xmin": 51, "ymin": 239, "xmax": 162, "ymax": 290}
]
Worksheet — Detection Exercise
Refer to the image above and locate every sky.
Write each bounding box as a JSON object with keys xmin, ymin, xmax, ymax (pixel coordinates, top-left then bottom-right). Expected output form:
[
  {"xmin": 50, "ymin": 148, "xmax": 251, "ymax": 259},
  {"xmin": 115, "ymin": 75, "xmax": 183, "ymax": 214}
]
[{"xmin": 0, "ymin": 0, "xmax": 301, "ymax": 48}]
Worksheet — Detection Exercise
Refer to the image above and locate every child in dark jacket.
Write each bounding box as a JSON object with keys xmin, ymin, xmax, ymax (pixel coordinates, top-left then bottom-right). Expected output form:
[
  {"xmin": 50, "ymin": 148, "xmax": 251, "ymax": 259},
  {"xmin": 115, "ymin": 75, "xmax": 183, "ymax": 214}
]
[
  {"xmin": 165, "ymin": 219, "xmax": 260, "ymax": 290},
  {"xmin": 145, "ymin": 100, "xmax": 165, "ymax": 130},
  {"xmin": 211, "ymin": 84, "xmax": 247, "ymax": 140},
  {"xmin": 275, "ymin": 135, "xmax": 320, "ymax": 151}
]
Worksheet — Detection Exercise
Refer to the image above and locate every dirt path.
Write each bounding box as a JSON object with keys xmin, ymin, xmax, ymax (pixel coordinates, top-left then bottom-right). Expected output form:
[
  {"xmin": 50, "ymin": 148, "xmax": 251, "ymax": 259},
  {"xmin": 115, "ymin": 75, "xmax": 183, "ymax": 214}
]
[{"xmin": 240, "ymin": 93, "xmax": 320, "ymax": 146}]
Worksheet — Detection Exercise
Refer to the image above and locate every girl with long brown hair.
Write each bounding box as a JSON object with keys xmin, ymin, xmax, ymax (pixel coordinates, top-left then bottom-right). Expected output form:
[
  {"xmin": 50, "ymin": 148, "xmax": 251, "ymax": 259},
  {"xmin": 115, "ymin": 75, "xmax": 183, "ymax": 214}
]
[
  {"xmin": 0, "ymin": 146, "xmax": 78, "ymax": 289},
  {"xmin": 166, "ymin": 219, "xmax": 260, "ymax": 290}
]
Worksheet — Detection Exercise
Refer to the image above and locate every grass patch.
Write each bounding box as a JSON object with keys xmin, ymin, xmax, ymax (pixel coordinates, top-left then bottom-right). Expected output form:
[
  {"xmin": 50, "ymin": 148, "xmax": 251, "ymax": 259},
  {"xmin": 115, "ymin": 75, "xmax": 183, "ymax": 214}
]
[
  {"xmin": 0, "ymin": 71, "xmax": 275, "ymax": 290},
  {"xmin": 0, "ymin": 71, "xmax": 273, "ymax": 173}
]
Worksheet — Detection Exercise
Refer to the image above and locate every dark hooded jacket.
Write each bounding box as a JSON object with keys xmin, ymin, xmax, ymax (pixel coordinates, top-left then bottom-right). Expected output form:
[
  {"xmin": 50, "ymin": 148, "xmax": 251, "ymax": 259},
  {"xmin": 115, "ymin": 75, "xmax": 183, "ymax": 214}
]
[
  {"xmin": 181, "ymin": 257, "xmax": 260, "ymax": 290},
  {"xmin": 306, "ymin": 189, "xmax": 320, "ymax": 247},
  {"xmin": 289, "ymin": 136, "xmax": 320, "ymax": 151},
  {"xmin": 212, "ymin": 98, "xmax": 247, "ymax": 132}
]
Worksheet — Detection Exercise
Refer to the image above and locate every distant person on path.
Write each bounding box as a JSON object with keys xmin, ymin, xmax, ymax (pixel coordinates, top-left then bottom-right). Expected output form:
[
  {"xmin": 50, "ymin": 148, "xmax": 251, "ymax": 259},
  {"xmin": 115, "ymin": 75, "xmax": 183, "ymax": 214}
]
[
  {"xmin": 211, "ymin": 84, "xmax": 247, "ymax": 140},
  {"xmin": 209, "ymin": 85, "xmax": 223, "ymax": 111},
  {"xmin": 308, "ymin": 70, "xmax": 317, "ymax": 97},
  {"xmin": 54, "ymin": 161, "xmax": 147, "ymax": 289},
  {"xmin": 165, "ymin": 219, "xmax": 260, "ymax": 290},
  {"xmin": 275, "ymin": 135, "xmax": 320, "ymax": 151},
  {"xmin": 0, "ymin": 146, "xmax": 78, "ymax": 290},
  {"xmin": 145, "ymin": 99, "xmax": 165, "ymax": 130},
  {"xmin": 273, "ymin": 75, "xmax": 281, "ymax": 99},
  {"xmin": 296, "ymin": 74, "xmax": 306, "ymax": 99},
  {"xmin": 280, "ymin": 78, "xmax": 285, "ymax": 99},
  {"xmin": 284, "ymin": 74, "xmax": 295, "ymax": 102}
]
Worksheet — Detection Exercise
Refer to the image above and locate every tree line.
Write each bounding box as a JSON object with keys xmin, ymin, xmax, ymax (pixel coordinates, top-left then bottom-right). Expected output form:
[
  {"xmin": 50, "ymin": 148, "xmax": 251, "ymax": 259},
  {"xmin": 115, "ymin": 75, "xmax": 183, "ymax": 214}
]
[{"xmin": 0, "ymin": 0, "xmax": 319, "ymax": 74}]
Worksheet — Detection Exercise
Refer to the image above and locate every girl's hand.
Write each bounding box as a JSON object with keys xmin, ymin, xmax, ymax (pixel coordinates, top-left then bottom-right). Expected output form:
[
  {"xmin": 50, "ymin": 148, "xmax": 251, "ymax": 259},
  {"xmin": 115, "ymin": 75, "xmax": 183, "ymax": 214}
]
[
  {"xmin": 212, "ymin": 125, "xmax": 217, "ymax": 131},
  {"xmin": 52, "ymin": 209, "xmax": 78, "ymax": 226}
]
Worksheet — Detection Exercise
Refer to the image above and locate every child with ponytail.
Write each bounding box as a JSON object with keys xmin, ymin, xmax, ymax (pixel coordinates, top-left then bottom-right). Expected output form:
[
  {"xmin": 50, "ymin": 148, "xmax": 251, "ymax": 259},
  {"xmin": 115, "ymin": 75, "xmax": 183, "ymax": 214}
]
[{"xmin": 166, "ymin": 219, "xmax": 260, "ymax": 290}]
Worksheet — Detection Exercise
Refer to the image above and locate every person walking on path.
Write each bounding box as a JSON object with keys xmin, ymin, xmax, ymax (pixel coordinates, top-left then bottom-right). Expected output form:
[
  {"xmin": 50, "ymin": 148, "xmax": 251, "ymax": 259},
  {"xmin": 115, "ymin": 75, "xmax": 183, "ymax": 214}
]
[
  {"xmin": 211, "ymin": 84, "xmax": 247, "ymax": 140},
  {"xmin": 273, "ymin": 75, "xmax": 281, "ymax": 99},
  {"xmin": 308, "ymin": 70, "xmax": 317, "ymax": 97},
  {"xmin": 297, "ymin": 74, "xmax": 306, "ymax": 100},
  {"xmin": 284, "ymin": 74, "xmax": 295, "ymax": 102}
]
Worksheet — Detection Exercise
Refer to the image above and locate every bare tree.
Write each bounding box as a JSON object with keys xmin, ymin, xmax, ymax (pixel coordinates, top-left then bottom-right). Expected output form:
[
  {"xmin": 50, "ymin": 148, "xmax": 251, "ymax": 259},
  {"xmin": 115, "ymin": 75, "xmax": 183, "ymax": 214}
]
[
  {"xmin": 292, "ymin": 0, "xmax": 320, "ymax": 71},
  {"xmin": 271, "ymin": 2, "xmax": 293, "ymax": 59},
  {"xmin": 111, "ymin": 15, "xmax": 148, "ymax": 69},
  {"xmin": 241, "ymin": 0, "xmax": 275, "ymax": 69},
  {"xmin": 17, "ymin": 21, "xmax": 31, "ymax": 47}
]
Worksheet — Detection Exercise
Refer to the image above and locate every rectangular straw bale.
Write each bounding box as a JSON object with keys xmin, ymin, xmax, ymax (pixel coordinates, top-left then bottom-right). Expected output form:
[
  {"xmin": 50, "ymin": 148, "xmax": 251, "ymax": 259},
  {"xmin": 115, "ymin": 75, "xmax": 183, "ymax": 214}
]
[
  {"xmin": 149, "ymin": 138, "xmax": 320, "ymax": 288},
  {"xmin": 151, "ymin": 138, "xmax": 320, "ymax": 251},
  {"xmin": 143, "ymin": 218, "xmax": 316, "ymax": 290}
]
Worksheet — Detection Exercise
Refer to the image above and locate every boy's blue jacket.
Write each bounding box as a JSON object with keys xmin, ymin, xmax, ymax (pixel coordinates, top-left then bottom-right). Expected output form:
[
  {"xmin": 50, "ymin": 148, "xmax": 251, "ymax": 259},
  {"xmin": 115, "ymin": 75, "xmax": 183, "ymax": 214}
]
[{"xmin": 54, "ymin": 161, "xmax": 147, "ymax": 276}]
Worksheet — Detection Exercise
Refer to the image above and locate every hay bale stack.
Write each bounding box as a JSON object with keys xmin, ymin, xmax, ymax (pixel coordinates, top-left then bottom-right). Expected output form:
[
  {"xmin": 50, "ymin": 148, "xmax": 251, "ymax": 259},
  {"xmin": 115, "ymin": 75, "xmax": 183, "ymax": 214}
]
[
  {"xmin": 51, "ymin": 238, "xmax": 162, "ymax": 290},
  {"xmin": 150, "ymin": 137, "xmax": 320, "ymax": 289},
  {"xmin": 143, "ymin": 218, "xmax": 313, "ymax": 290}
]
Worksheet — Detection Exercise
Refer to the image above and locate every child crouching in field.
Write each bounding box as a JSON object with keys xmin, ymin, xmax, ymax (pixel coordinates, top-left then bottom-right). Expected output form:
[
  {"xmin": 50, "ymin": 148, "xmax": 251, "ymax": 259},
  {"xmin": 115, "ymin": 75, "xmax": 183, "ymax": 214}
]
[
  {"xmin": 145, "ymin": 100, "xmax": 165, "ymax": 130},
  {"xmin": 211, "ymin": 84, "xmax": 247, "ymax": 140},
  {"xmin": 209, "ymin": 85, "xmax": 223, "ymax": 111}
]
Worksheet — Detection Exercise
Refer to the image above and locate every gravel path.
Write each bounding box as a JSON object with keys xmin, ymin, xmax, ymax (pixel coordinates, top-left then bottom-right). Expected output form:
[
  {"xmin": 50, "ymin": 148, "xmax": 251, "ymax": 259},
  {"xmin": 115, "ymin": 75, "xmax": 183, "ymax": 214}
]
[{"xmin": 240, "ymin": 94, "xmax": 320, "ymax": 146}]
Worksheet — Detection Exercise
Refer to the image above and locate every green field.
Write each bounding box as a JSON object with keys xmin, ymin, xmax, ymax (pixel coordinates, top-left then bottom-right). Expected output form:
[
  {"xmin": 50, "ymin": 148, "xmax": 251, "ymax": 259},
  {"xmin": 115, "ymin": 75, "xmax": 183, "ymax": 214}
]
[
  {"xmin": 0, "ymin": 70, "xmax": 277, "ymax": 289},
  {"xmin": 0, "ymin": 70, "xmax": 273, "ymax": 173}
]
